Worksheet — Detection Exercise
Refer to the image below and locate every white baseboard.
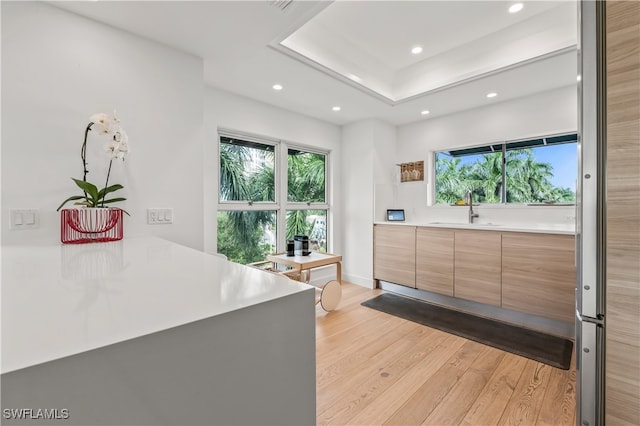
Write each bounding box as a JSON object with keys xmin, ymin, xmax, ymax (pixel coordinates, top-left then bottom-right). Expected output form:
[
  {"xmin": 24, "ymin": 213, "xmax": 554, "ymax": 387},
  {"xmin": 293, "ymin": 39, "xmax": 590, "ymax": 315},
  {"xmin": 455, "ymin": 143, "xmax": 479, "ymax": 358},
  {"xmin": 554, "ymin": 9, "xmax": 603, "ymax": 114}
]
[
  {"xmin": 342, "ymin": 273, "xmax": 375, "ymax": 289},
  {"xmin": 295, "ymin": 265, "xmax": 374, "ymax": 290}
]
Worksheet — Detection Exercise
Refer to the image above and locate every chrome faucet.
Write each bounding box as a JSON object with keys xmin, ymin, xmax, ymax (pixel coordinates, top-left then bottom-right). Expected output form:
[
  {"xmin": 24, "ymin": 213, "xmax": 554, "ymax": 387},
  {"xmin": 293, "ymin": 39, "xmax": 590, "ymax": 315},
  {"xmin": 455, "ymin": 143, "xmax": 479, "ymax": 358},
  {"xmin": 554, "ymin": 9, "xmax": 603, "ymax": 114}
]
[{"xmin": 467, "ymin": 190, "xmax": 479, "ymax": 224}]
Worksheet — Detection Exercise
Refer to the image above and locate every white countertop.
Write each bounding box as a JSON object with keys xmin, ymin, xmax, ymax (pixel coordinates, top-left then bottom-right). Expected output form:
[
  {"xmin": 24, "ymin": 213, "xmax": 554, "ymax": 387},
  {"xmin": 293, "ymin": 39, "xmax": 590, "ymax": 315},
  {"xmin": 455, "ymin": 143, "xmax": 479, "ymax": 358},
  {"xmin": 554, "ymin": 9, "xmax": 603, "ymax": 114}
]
[
  {"xmin": 1, "ymin": 237, "xmax": 312, "ymax": 374},
  {"xmin": 374, "ymin": 221, "xmax": 575, "ymax": 235}
]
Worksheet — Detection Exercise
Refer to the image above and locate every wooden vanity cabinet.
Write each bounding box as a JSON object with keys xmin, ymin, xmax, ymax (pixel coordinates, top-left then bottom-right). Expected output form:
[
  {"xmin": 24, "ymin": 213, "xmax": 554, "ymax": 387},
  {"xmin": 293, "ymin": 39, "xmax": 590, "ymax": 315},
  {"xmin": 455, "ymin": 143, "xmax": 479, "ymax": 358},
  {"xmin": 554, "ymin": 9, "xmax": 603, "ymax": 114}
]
[
  {"xmin": 373, "ymin": 224, "xmax": 416, "ymax": 288},
  {"xmin": 416, "ymin": 227, "xmax": 454, "ymax": 296},
  {"xmin": 454, "ymin": 230, "xmax": 502, "ymax": 306},
  {"xmin": 501, "ymin": 232, "xmax": 576, "ymax": 323},
  {"xmin": 374, "ymin": 225, "xmax": 576, "ymax": 323}
]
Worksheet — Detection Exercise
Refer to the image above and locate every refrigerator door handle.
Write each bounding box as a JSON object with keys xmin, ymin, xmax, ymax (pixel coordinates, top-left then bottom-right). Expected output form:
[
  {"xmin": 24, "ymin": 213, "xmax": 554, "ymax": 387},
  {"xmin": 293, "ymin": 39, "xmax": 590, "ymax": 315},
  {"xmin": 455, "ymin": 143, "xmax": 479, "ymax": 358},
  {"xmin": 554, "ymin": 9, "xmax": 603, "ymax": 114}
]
[{"xmin": 577, "ymin": 309, "xmax": 604, "ymax": 326}]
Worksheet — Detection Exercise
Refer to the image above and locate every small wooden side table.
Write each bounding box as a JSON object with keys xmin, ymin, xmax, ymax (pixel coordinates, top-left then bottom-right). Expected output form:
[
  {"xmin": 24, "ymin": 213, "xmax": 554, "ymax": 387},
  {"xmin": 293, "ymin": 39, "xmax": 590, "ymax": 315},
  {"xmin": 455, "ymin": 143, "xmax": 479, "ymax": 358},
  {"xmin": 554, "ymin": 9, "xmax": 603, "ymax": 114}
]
[{"xmin": 266, "ymin": 251, "xmax": 342, "ymax": 311}]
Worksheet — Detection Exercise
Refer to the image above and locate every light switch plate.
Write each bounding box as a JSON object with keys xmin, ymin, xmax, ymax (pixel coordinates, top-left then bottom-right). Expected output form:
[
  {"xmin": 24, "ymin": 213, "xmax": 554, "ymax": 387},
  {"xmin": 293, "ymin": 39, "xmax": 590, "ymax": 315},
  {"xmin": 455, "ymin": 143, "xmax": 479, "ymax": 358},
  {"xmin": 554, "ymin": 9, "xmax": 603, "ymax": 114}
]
[
  {"xmin": 10, "ymin": 209, "xmax": 39, "ymax": 230},
  {"xmin": 147, "ymin": 208, "xmax": 173, "ymax": 225}
]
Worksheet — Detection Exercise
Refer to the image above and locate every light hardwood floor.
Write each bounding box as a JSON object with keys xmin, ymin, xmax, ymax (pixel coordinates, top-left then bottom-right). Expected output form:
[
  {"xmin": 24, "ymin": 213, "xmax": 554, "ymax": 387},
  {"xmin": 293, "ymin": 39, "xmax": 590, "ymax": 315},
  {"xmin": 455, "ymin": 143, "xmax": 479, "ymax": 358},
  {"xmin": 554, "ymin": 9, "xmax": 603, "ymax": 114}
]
[{"xmin": 316, "ymin": 283, "xmax": 576, "ymax": 426}]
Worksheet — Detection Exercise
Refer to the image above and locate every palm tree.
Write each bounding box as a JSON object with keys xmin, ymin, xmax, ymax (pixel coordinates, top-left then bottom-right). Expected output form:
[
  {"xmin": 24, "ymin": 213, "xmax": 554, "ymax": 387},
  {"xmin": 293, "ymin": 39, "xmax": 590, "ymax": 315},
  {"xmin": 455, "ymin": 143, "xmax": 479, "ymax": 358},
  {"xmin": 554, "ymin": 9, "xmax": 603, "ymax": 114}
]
[
  {"xmin": 435, "ymin": 157, "xmax": 467, "ymax": 203},
  {"xmin": 505, "ymin": 149, "xmax": 554, "ymax": 202},
  {"xmin": 288, "ymin": 151, "xmax": 325, "ymax": 202},
  {"xmin": 286, "ymin": 210, "xmax": 314, "ymax": 239},
  {"xmin": 219, "ymin": 143, "xmax": 249, "ymax": 201},
  {"xmin": 468, "ymin": 153, "xmax": 503, "ymax": 203}
]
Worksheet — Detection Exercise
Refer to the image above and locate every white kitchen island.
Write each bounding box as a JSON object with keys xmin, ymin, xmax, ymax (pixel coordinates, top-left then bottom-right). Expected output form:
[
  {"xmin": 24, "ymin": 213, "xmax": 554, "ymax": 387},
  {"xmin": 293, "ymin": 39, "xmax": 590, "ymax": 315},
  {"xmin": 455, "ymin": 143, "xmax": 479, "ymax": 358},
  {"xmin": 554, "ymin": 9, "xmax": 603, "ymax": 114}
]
[{"xmin": 1, "ymin": 237, "xmax": 316, "ymax": 426}]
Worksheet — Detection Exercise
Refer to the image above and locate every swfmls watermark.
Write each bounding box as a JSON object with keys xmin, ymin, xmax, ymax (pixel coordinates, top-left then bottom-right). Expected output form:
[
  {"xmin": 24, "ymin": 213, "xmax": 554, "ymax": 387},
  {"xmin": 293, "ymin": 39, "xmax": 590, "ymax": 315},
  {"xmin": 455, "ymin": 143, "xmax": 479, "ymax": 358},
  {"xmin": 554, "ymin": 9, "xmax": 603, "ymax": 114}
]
[{"xmin": 2, "ymin": 408, "xmax": 70, "ymax": 421}]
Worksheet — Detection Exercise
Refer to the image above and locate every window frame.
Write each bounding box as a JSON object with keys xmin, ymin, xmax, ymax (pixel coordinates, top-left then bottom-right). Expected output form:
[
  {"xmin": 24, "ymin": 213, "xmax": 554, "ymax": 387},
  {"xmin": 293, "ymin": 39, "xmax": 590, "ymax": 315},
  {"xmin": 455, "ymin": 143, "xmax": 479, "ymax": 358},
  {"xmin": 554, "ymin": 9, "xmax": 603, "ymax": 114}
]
[
  {"xmin": 218, "ymin": 132, "xmax": 279, "ymax": 207},
  {"xmin": 433, "ymin": 132, "xmax": 577, "ymax": 205},
  {"xmin": 282, "ymin": 144, "xmax": 330, "ymax": 253},
  {"xmin": 217, "ymin": 129, "xmax": 330, "ymax": 256}
]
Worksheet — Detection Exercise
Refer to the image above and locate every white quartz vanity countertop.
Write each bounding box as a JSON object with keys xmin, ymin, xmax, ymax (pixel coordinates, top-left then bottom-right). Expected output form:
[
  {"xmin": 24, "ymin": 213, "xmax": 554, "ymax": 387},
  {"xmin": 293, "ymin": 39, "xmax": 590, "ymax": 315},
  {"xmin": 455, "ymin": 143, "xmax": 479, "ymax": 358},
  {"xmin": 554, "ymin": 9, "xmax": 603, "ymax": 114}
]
[
  {"xmin": 1, "ymin": 237, "xmax": 311, "ymax": 374},
  {"xmin": 374, "ymin": 221, "xmax": 575, "ymax": 235}
]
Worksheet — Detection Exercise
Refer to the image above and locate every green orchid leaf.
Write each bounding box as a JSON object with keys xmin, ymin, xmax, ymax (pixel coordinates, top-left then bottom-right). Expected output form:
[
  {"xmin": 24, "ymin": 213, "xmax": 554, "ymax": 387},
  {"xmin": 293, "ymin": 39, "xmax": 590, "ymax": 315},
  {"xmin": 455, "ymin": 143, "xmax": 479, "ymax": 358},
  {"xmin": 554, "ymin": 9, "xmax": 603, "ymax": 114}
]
[
  {"xmin": 100, "ymin": 201, "xmax": 130, "ymax": 216},
  {"xmin": 72, "ymin": 178, "xmax": 99, "ymax": 201},
  {"xmin": 100, "ymin": 197, "xmax": 127, "ymax": 205},
  {"xmin": 97, "ymin": 184, "xmax": 124, "ymax": 200},
  {"xmin": 56, "ymin": 195, "xmax": 87, "ymax": 211}
]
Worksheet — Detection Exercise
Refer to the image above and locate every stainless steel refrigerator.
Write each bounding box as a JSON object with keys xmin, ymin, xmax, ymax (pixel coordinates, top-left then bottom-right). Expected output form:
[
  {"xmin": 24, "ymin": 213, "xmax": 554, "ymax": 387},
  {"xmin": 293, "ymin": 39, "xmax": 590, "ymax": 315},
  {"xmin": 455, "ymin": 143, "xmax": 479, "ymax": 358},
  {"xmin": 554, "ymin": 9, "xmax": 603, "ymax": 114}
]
[{"xmin": 576, "ymin": 1, "xmax": 605, "ymax": 425}]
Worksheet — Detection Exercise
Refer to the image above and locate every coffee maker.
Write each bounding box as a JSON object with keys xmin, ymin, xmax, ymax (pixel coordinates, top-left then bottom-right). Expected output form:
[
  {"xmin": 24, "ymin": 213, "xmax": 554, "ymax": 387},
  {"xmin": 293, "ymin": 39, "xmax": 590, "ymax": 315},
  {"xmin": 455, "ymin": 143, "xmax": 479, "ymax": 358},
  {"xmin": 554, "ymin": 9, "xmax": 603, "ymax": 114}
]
[{"xmin": 293, "ymin": 235, "xmax": 310, "ymax": 256}]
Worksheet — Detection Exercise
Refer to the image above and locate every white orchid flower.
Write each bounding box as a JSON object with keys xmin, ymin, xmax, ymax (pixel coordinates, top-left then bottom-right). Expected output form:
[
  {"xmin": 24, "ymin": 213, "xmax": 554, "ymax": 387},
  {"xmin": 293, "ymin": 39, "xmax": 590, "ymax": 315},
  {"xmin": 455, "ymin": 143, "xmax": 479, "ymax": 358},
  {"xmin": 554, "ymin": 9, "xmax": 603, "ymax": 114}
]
[
  {"xmin": 106, "ymin": 130, "xmax": 129, "ymax": 160},
  {"xmin": 113, "ymin": 128, "xmax": 127, "ymax": 144},
  {"xmin": 89, "ymin": 111, "xmax": 119, "ymax": 135}
]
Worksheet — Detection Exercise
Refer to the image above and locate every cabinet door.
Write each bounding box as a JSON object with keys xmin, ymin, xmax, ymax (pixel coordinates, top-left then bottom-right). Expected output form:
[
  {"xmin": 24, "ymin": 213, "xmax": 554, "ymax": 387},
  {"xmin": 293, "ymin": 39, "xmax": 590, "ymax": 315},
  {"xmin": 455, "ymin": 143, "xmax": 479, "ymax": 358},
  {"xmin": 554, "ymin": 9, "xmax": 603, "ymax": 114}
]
[
  {"xmin": 502, "ymin": 233, "xmax": 576, "ymax": 323},
  {"xmin": 374, "ymin": 225, "xmax": 416, "ymax": 288},
  {"xmin": 454, "ymin": 230, "xmax": 502, "ymax": 306},
  {"xmin": 605, "ymin": 1, "xmax": 640, "ymax": 423},
  {"xmin": 416, "ymin": 228, "xmax": 454, "ymax": 296}
]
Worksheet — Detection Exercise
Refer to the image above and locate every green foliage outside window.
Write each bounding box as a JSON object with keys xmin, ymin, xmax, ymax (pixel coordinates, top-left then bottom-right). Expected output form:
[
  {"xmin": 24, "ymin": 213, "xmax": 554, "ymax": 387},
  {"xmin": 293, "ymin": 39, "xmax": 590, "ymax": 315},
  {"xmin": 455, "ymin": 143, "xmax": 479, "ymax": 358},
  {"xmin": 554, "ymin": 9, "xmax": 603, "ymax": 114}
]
[
  {"xmin": 435, "ymin": 148, "xmax": 576, "ymax": 204},
  {"xmin": 218, "ymin": 139, "xmax": 327, "ymax": 263},
  {"xmin": 217, "ymin": 211, "xmax": 275, "ymax": 264}
]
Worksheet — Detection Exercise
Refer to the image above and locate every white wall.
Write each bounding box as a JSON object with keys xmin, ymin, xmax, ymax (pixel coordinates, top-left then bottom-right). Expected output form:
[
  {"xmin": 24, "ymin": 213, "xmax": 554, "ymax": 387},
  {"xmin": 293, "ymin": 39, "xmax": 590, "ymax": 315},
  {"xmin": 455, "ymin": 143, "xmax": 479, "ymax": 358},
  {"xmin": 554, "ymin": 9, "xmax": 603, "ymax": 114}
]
[
  {"xmin": 203, "ymin": 86, "xmax": 341, "ymax": 259},
  {"xmin": 341, "ymin": 119, "xmax": 396, "ymax": 287},
  {"xmin": 393, "ymin": 85, "xmax": 578, "ymax": 226},
  {"xmin": 1, "ymin": 2, "xmax": 205, "ymax": 249}
]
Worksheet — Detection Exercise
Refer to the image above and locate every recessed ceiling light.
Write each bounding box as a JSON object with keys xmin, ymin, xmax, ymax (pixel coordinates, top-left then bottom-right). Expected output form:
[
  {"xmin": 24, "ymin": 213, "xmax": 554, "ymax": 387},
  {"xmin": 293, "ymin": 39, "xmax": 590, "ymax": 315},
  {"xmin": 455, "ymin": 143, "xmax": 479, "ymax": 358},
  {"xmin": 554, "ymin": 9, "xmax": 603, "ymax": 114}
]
[
  {"xmin": 272, "ymin": 84, "xmax": 283, "ymax": 91},
  {"xmin": 332, "ymin": 106, "xmax": 341, "ymax": 111},
  {"xmin": 421, "ymin": 110, "xmax": 430, "ymax": 115},
  {"xmin": 577, "ymin": 75, "xmax": 582, "ymax": 82},
  {"xmin": 411, "ymin": 46, "xmax": 423, "ymax": 55},
  {"xmin": 509, "ymin": 3, "xmax": 524, "ymax": 13},
  {"xmin": 347, "ymin": 73, "xmax": 362, "ymax": 82},
  {"xmin": 486, "ymin": 92, "xmax": 498, "ymax": 98}
]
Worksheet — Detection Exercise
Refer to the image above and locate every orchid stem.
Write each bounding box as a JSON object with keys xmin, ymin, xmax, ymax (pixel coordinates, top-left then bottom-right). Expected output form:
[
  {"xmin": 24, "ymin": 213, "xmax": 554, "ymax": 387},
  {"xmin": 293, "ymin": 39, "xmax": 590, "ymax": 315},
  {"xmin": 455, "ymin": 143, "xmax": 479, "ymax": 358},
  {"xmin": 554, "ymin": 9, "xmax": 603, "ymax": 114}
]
[
  {"xmin": 101, "ymin": 159, "xmax": 113, "ymax": 208},
  {"xmin": 81, "ymin": 123, "xmax": 94, "ymax": 199}
]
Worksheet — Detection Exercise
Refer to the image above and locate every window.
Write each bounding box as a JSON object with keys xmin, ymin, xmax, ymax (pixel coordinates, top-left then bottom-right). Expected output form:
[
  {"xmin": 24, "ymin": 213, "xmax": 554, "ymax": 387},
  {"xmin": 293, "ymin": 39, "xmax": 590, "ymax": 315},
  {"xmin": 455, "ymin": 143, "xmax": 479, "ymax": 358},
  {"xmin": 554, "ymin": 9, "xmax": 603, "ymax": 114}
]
[
  {"xmin": 286, "ymin": 209, "xmax": 327, "ymax": 252},
  {"xmin": 217, "ymin": 210, "xmax": 276, "ymax": 264},
  {"xmin": 435, "ymin": 133, "xmax": 577, "ymax": 204},
  {"xmin": 286, "ymin": 148, "xmax": 327, "ymax": 252},
  {"xmin": 218, "ymin": 132, "xmax": 329, "ymax": 263},
  {"xmin": 219, "ymin": 137, "xmax": 275, "ymax": 203}
]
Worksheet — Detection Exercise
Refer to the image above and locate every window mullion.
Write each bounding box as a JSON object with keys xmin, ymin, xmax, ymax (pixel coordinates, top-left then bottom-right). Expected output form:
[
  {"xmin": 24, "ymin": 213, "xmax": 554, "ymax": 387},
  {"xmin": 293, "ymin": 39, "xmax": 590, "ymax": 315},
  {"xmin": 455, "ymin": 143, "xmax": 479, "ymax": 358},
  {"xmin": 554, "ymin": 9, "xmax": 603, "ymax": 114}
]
[
  {"xmin": 217, "ymin": 202, "xmax": 278, "ymax": 212},
  {"xmin": 277, "ymin": 141, "xmax": 288, "ymax": 253}
]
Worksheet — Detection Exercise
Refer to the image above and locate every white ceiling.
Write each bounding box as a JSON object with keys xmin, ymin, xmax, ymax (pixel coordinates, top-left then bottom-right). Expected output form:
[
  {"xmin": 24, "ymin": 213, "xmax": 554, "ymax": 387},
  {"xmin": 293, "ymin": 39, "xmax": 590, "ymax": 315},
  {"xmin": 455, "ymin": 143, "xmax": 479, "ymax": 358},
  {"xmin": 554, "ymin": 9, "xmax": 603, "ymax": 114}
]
[{"xmin": 50, "ymin": 0, "xmax": 578, "ymax": 126}]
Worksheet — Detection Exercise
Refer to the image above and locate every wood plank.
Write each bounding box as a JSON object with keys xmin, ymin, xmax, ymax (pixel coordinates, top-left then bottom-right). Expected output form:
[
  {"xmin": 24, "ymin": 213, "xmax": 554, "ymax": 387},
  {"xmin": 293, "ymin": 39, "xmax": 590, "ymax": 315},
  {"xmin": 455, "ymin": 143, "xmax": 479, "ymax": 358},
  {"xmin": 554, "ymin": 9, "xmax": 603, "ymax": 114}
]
[
  {"xmin": 317, "ymin": 316, "xmax": 417, "ymax": 388},
  {"xmin": 461, "ymin": 353, "xmax": 528, "ymax": 426},
  {"xmin": 383, "ymin": 340, "xmax": 485, "ymax": 425},
  {"xmin": 317, "ymin": 325, "xmax": 437, "ymax": 424},
  {"xmin": 322, "ymin": 329, "xmax": 452, "ymax": 426},
  {"xmin": 421, "ymin": 345, "xmax": 505, "ymax": 425},
  {"xmin": 344, "ymin": 334, "xmax": 467, "ymax": 426},
  {"xmin": 536, "ymin": 367, "xmax": 576, "ymax": 426},
  {"xmin": 374, "ymin": 224, "xmax": 416, "ymax": 287},
  {"xmin": 606, "ymin": 1, "xmax": 640, "ymax": 424},
  {"xmin": 454, "ymin": 230, "xmax": 502, "ymax": 306},
  {"xmin": 416, "ymin": 227, "xmax": 454, "ymax": 296},
  {"xmin": 502, "ymin": 233, "xmax": 576, "ymax": 323},
  {"xmin": 497, "ymin": 361, "xmax": 552, "ymax": 425}
]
